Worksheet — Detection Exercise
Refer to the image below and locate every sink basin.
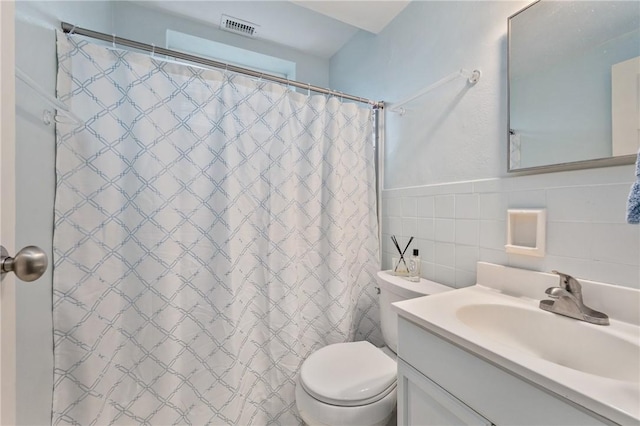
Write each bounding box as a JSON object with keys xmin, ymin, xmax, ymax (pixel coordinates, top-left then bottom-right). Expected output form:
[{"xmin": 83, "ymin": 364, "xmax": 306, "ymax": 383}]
[{"xmin": 456, "ymin": 303, "xmax": 640, "ymax": 382}]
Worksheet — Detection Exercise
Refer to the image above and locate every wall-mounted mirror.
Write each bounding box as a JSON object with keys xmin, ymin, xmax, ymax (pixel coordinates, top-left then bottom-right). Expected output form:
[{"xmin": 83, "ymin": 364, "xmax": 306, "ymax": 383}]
[{"xmin": 508, "ymin": 0, "xmax": 640, "ymax": 173}]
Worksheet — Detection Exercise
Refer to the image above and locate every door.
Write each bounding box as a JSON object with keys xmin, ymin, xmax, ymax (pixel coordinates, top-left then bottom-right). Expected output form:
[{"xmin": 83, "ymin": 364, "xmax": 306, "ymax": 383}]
[{"xmin": 0, "ymin": 1, "xmax": 16, "ymax": 424}]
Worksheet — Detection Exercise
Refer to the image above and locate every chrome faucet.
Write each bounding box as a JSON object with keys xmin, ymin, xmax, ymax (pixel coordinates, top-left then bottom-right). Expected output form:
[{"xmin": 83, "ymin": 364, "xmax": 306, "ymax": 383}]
[{"xmin": 539, "ymin": 270, "xmax": 609, "ymax": 325}]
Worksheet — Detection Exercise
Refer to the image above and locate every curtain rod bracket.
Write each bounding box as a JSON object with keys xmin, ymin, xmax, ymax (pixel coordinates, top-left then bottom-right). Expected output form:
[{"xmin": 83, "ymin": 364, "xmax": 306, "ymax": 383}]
[
  {"xmin": 468, "ymin": 69, "xmax": 481, "ymax": 84},
  {"xmin": 389, "ymin": 68, "xmax": 481, "ymax": 114},
  {"xmin": 15, "ymin": 67, "xmax": 84, "ymax": 125}
]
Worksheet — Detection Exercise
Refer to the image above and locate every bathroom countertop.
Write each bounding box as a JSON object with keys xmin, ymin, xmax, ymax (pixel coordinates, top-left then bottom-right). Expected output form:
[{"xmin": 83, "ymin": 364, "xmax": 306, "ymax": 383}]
[{"xmin": 392, "ymin": 262, "xmax": 640, "ymax": 425}]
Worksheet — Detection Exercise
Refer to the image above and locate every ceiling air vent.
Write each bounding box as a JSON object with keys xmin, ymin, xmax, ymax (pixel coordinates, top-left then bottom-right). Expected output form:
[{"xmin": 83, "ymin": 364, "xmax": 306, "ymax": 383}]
[{"xmin": 220, "ymin": 14, "xmax": 258, "ymax": 38}]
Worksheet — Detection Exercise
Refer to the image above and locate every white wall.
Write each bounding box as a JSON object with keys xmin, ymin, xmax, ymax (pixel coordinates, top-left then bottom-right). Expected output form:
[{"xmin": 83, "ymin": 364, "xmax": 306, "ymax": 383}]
[
  {"xmin": 332, "ymin": 1, "xmax": 524, "ymax": 188},
  {"xmin": 111, "ymin": 2, "xmax": 330, "ymax": 89},
  {"xmin": 330, "ymin": 1, "xmax": 640, "ymax": 289}
]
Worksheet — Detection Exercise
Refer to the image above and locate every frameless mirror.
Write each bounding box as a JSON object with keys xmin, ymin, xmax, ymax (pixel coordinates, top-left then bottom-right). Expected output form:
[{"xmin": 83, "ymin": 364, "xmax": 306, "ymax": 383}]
[{"xmin": 508, "ymin": 1, "xmax": 640, "ymax": 172}]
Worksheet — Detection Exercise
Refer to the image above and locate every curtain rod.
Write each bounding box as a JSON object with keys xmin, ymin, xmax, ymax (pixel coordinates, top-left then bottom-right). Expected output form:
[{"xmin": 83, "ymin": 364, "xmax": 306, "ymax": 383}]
[{"xmin": 61, "ymin": 22, "xmax": 384, "ymax": 109}]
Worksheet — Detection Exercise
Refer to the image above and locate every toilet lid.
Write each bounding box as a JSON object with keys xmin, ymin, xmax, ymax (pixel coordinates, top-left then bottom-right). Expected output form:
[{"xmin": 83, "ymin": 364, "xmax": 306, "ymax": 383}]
[{"xmin": 300, "ymin": 341, "xmax": 397, "ymax": 406}]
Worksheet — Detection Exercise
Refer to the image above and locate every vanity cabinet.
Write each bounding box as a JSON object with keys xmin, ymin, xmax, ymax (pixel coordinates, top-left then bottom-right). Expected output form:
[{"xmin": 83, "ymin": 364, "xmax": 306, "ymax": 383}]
[
  {"xmin": 396, "ymin": 317, "xmax": 613, "ymax": 426},
  {"xmin": 397, "ymin": 359, "xmax": 492, "ymax": 426}
]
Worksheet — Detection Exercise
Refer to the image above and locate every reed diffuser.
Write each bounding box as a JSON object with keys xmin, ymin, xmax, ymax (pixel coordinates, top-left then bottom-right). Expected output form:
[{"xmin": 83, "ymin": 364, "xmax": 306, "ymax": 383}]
[{"xmin": 390, "ymin": 235, "xmax": 413, "ymax": 276}]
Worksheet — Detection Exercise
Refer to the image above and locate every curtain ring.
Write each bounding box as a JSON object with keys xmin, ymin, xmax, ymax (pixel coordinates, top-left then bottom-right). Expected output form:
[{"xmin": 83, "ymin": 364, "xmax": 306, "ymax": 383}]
[
  {"xmin": 69, "ymin": 25, "xmax": 77, "ymax": 35},
  {"xmin": 150, "ymin": 43, "xmax": 155, "ymax": 58},
  {"xmin": 223, "ymin": 63, "xmax": 231, "ymax": 82},
  {"xmin": 307, "ymin": 83, "xmax": 311, "ymax": 97},
  {"xmin": 112, "ymin": 34, "xmax": 116, "ymax": 49}
]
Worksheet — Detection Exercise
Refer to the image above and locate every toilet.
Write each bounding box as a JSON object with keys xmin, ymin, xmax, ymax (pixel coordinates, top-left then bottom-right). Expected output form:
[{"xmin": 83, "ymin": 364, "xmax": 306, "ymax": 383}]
[{"xmin": 295, "ymin": 270, "xmax": 452, "ymax": 426}]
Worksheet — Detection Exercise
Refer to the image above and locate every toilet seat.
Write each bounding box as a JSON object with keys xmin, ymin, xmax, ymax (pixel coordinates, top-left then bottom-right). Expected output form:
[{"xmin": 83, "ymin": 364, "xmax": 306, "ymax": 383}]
[
  {"xmin": 299, "ymin": 341, "xmax": 397, "ymax": 407},
  {"xmin": 295, "ymin": 377, "xmax": 397, "ymax": 426}
]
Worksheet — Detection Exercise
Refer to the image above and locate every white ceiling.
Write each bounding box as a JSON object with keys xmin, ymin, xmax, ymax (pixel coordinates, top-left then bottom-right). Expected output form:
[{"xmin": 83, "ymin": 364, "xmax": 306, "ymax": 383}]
[
  {"xmin": 292, "ymin": 1, "xmax": 410, "ymax": 34},
  {"xmin": 137, "ymin": 1, "xmax": 410, "ymax": 58}
]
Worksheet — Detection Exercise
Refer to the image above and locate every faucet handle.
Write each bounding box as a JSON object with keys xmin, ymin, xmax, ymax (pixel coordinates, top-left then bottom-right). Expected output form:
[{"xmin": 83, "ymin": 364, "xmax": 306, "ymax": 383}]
[{"xmin": 551, "ymin": 270, "xmax": 582, "ymax": 295}]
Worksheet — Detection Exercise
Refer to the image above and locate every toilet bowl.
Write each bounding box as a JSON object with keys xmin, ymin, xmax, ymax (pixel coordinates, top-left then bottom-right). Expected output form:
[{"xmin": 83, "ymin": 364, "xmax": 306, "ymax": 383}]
[
  {"xmin": 295, "ymin": 271, "xmax": 452, "ymax": 426},
  {"xmin": 295, "ymin": 341, "xmax": 397, "ymax": 426}
]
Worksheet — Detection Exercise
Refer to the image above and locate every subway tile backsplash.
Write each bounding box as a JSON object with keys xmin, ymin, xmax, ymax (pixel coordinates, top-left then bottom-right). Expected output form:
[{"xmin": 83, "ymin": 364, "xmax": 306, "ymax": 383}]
[{"xmin": 381, "ymin": 165, "xmax": 640, "ymax": 289}]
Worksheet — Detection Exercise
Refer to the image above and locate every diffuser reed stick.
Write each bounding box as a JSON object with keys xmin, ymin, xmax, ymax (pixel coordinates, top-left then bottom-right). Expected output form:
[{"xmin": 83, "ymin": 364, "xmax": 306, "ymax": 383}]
[{"xmin": 391, "ymin": 235, "xmax": 413, "ymax": 272}]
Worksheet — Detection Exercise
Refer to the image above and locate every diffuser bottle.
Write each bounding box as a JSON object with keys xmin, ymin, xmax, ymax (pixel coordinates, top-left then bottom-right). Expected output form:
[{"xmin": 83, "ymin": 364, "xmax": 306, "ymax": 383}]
[{"xmin": 406, "ymin": 249, "xmax": 421, "ymax": 282}]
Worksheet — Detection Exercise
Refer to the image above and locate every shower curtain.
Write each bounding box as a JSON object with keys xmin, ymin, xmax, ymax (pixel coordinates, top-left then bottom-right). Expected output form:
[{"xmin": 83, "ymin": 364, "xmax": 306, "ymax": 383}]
[{"xmin": 52, "ymin": 33, "xmax": 380, "ymax": 425}]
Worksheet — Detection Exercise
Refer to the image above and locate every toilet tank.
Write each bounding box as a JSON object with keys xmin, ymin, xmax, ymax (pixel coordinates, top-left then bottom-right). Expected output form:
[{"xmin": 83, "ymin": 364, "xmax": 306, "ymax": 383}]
[{"xmin": 376, "ymin": 271, "xmax": 452, "ymax": 353}]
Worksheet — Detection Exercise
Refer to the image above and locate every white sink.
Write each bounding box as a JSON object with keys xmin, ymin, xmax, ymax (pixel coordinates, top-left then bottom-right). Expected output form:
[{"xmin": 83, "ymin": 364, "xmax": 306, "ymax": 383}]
[
  {"xmin": 392, "ymin": 262, "xmax": 640, "ymax": 425},
  {"xmin": 456, "ymin": 303, "xmax": 639, "ymax": 382}
]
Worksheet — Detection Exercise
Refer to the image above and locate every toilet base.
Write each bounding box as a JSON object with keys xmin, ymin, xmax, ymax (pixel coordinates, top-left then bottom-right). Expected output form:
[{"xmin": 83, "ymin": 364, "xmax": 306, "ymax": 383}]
[{"xmin": 295, "ymin": 377, "xmax": 397, "ymax": 426}]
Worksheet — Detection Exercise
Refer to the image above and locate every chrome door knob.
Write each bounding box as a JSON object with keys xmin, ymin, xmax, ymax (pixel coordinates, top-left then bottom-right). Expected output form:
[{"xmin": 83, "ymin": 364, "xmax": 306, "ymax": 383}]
[{"xmin": 1, "ymin": 245, "xmax": 48, "ymax": 282}]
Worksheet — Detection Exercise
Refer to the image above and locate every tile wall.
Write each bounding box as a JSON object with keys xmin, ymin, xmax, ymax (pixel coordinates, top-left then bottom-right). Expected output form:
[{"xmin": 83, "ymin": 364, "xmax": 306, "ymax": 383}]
[{"xmin": 381, "ymin": 165, "xmax": 640, "ymax": 289}]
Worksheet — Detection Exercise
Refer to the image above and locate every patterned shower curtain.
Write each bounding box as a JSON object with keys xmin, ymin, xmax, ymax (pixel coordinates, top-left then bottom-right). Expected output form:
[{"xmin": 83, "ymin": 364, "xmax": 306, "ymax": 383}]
[{"xmin": 52, "ymin": 33, "xmax": 380, "ymax": 425}]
